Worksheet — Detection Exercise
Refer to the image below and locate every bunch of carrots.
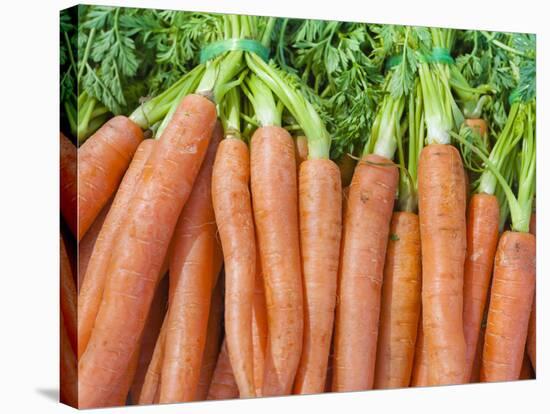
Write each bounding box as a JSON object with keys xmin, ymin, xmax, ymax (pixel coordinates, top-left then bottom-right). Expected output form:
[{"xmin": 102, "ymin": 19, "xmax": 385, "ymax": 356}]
[{"xmin": 59, "ymin": 8, "xmax": 536, "ymax": 409}]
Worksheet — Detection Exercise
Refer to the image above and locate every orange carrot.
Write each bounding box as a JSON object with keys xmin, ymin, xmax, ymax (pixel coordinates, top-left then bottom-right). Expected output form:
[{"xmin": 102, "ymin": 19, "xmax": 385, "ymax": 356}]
[
  {"xmin": 481, "ymin": 231, "xmax": 536, "ymax": 382},
  {"xmin": 60, "ymin": 133, "xmax": 77, "ymax": 237},
  {"xmin": 527, "ymin": 212, "xmax": 536, "ymax": 371},
  {"xmin": 212, "ymin": 137, "xmax": 256, "ymax": 398},
  {"xmin": 78, "ymin": 95, "xmax": 216, "ymax": 408},
  {"xmin": 294, "ymin": 159, "xmax": 342, "ymax": 394},
  {"xmin": 129, "ymin": 277, "xmax": 168, "ymax": 403},
  {"xmin": 207, "ymin": 340, "xmax": 239, "ymax": 400},
  {"xmin": 60, "ymin": 313, "xmax": 77, "ymax": 407},
  {"xmin": 77, "ymin": 116, "xmax": 143, "ymax": 241},
  {"xmin": 252, "ymin": 252, "xmax": 268, "ymax": 396},
  {"xmin": 462, "ymin": 193, "xmax": 499, "ymax": 381},
  {"xmin": 78, "ymin": 200, "xmax": 110, "ymax": 291},
  {"xmin": 410, "ymin": 311, "xmax": 429, "ymax": 387},
  {"xmin": 250, "ymin": 126, "xmax": 303, "ymax": 396},
  {"xmin": 323, "ymin": 185, "xmax": 348, "ymax": 393},
  {"xmin": 60, "ymin": 234, "xmax": 77, "ymax": 354},
  {"xmin": 464, "ymin": 118, "xmax": 488, "ymax": 140},
  {"xmin": 332, "ymin": 154, "xmax": 399, "ymax": 392},
  {"xmin": 418, "ymin": 144, "xmax": 467, "ymax": 385},
  {"xmin": 106, "ymin": 347, "xmax": 140, "ymax": 407},
  {"xmin": 196, "ymin": 275, "xmax": 225, "ymax": 401},
  {"xmin": 137, "ymin": 318, "xmax": 167, "ymax": 405},
  {"xmin": 374, "ymin": 212, "xmax": 422, "ymax": 389},
  {"xmin": 159, "ymin": 120, "xmax": 222, "ymax": 403},
  {"xmin": 77, "ymin": 139, "xmax": 154, "ymax": 359}
]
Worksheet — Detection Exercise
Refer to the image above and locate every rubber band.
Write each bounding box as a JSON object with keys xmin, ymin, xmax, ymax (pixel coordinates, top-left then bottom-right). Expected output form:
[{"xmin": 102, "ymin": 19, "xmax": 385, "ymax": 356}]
[
  {"xmin": 430, "ymin": 47, "xmax": 454, "ymax": 64},
  {"xmin": 417, "ymin": 47, "xmax": 454, "ymax": 64},
  {"xmin": 387, "ymin": 48, "xmax": 453, "ymax": 70},
  {"xmin": 200, "ymin": 38, "xmax": 270, "ymax": 63}
]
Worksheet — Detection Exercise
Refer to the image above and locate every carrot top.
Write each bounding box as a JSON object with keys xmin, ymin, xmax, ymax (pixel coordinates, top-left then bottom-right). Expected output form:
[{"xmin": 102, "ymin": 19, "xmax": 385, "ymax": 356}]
[
  {"xmin": 453, "ymin": 99, "xmax": 535, "ymax": 233},
  {"xmin": 476, "ymin": 102, "xmax": 526, "ymax": 197},
  {"xmin": 363, "ymin": 27, "xmax": 424, "ymax": 159},
  {"xmin": 242, "ymin": 74, "xmax": 282, "ymax": 129},
  {"xmin": 129, "ymin": 66, "xmax": 205, "ymax": 131},
  {"xmin": 246, "ymin": 52, "xmax": 331, "ymax": 160},
  {"xmin": 396, "ymin": 82, "xmax": 424, "ymax": 213},
  {"xmin": 220, "ymin": 86, "xmax": 244, "ymax": 138},
  {"xmin": 129, "ymin": 14, "xmax": 275, "ymax": 136}
]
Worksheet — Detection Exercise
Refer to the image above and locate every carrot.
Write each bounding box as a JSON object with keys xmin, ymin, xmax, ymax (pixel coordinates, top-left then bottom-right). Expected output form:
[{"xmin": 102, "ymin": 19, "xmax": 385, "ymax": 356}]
[
  {"xmin": 244, "ymin": 58, "xmax": 337, "ymax": 396},
  {"xmin": 460, "ymin": 101, "xmax": 533, "ymax": 382},
  {"xmin": 527, "ymin": 212, "xmax": 536, "ymax": 371},
  {"xmin": 212, "ymin": 137, "xmax": 256, "ymax": 398},
  {"xmin": 294, "ymin": 135, "xmax": 309, "ymax": 167},
  {"xmin": 207, "ymin": 339, "xmax": 240, "ymax": 400},
  {"xmin": 250, "ymin": 126, "xmax": 303, "ymax": 396},
  {"xmin": 481, "ymin": 232, "xmax": 536, "ymax": 382},
  {"xmin": 60, "ymin": 234, "xmax": 77, "ymax": 354},
  {"xmin": 137, "ymin": 267, "xmax": 188, "ymax": 405},
  {"xmin": 78, "ymin": 95, "xmax": 216, "ymax": 408},
  {"xmin": 464, "ymin": 118, "xmax": 488, "ymax": 140},
  {"xmin": 159, "ymin": 120, "xmax": 222, "ymax": 403},
  {"xmin": 374, "ymin": 212, "xmax": 422, "ymax": 389},
  {"xmin": 410, "ymin": 311, "xmax": 429, "ymax": 387},
  {"xmin": 77, "ymin": 115, "xmax": 143, "ymax": 241},
  {"xmin": 457, "ymin": 101, "xmax": 537, "ymax": 383},
  {"xmin": 133, "ymin": 272, "xmax": 171, "ymax": 406},
  {"xmin": 418, "ymin": 144, "xmax": 467, "ymax": 385},
  {"xmin": 331, "ymin": 59, "xmax": 405, "ymax": 391},
  {"xmin": 107, "ymin": 347, "xmax": 140, "ymax": 407},
  {"xmin": 129, "ymin": 277, "xmax": 168, "ymax": 403},
  {"xmin": 137, "ymin": 319, "xmax": 167, "ymax": 405},
  {"xmin": 60, "ymin": 313, "xmax": 77, "ymax": 407},
  {"xmin": 462, "ymin": 193, "xmax": 499, "ymax": 381},
  {"xmin": 78, "ymin": 200, "xmax": 110, "ymax": 291},
  {"xmin": 332, "ymin": 154, "xmax": 399, "ymax": 392},
  {"xmin": 100, "ymin": 283, "xmax": 167, "ymax": 407},
  {"xmin": 60, "ymin": 133, "xmax": 77, "ymax": 237},
  {"xmin": 294, "ymin": 159, "xmax": 342, "ymax": 394},
  {"xmin": 469, "ymin": 323, "xmax": 485, "ymax": 383},
  {"xmin": 77, "ymin": 139, "xmax": 154, "ymax": 359},
  {"xmin": 196, "ymin": 274, "xmax": 225, "ymax": 401},
  {"xmin": 323, "ymin": 186, "xmax": 348, "ymax": 393},
  {"xmin": 252, "ymin": 252, "xmax": 268, "ymax": 396}
]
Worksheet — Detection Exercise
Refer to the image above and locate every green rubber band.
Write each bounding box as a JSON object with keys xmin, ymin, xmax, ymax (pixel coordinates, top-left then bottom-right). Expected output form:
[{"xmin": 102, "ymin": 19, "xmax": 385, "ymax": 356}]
[
  {"xmin": 200, "ymin": 38, "xmax": 270, "ymax": 63},
  {"xmin": 418, "ymin": 48, "xmax": 454, "ymax": 65},
  {"xmin": 430, "ymin": 47, "xmax": 454, "ymax": 64},
  {"xmin": 388, "ymin": 48, "xmax": 453, "ymax": 71}
]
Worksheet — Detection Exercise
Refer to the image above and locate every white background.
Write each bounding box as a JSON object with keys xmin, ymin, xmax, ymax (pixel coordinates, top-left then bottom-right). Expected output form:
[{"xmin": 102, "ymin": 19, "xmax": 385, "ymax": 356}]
[{"xmin": 0, "ymin": 0, "xmax": 547, "ymax": 412}]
